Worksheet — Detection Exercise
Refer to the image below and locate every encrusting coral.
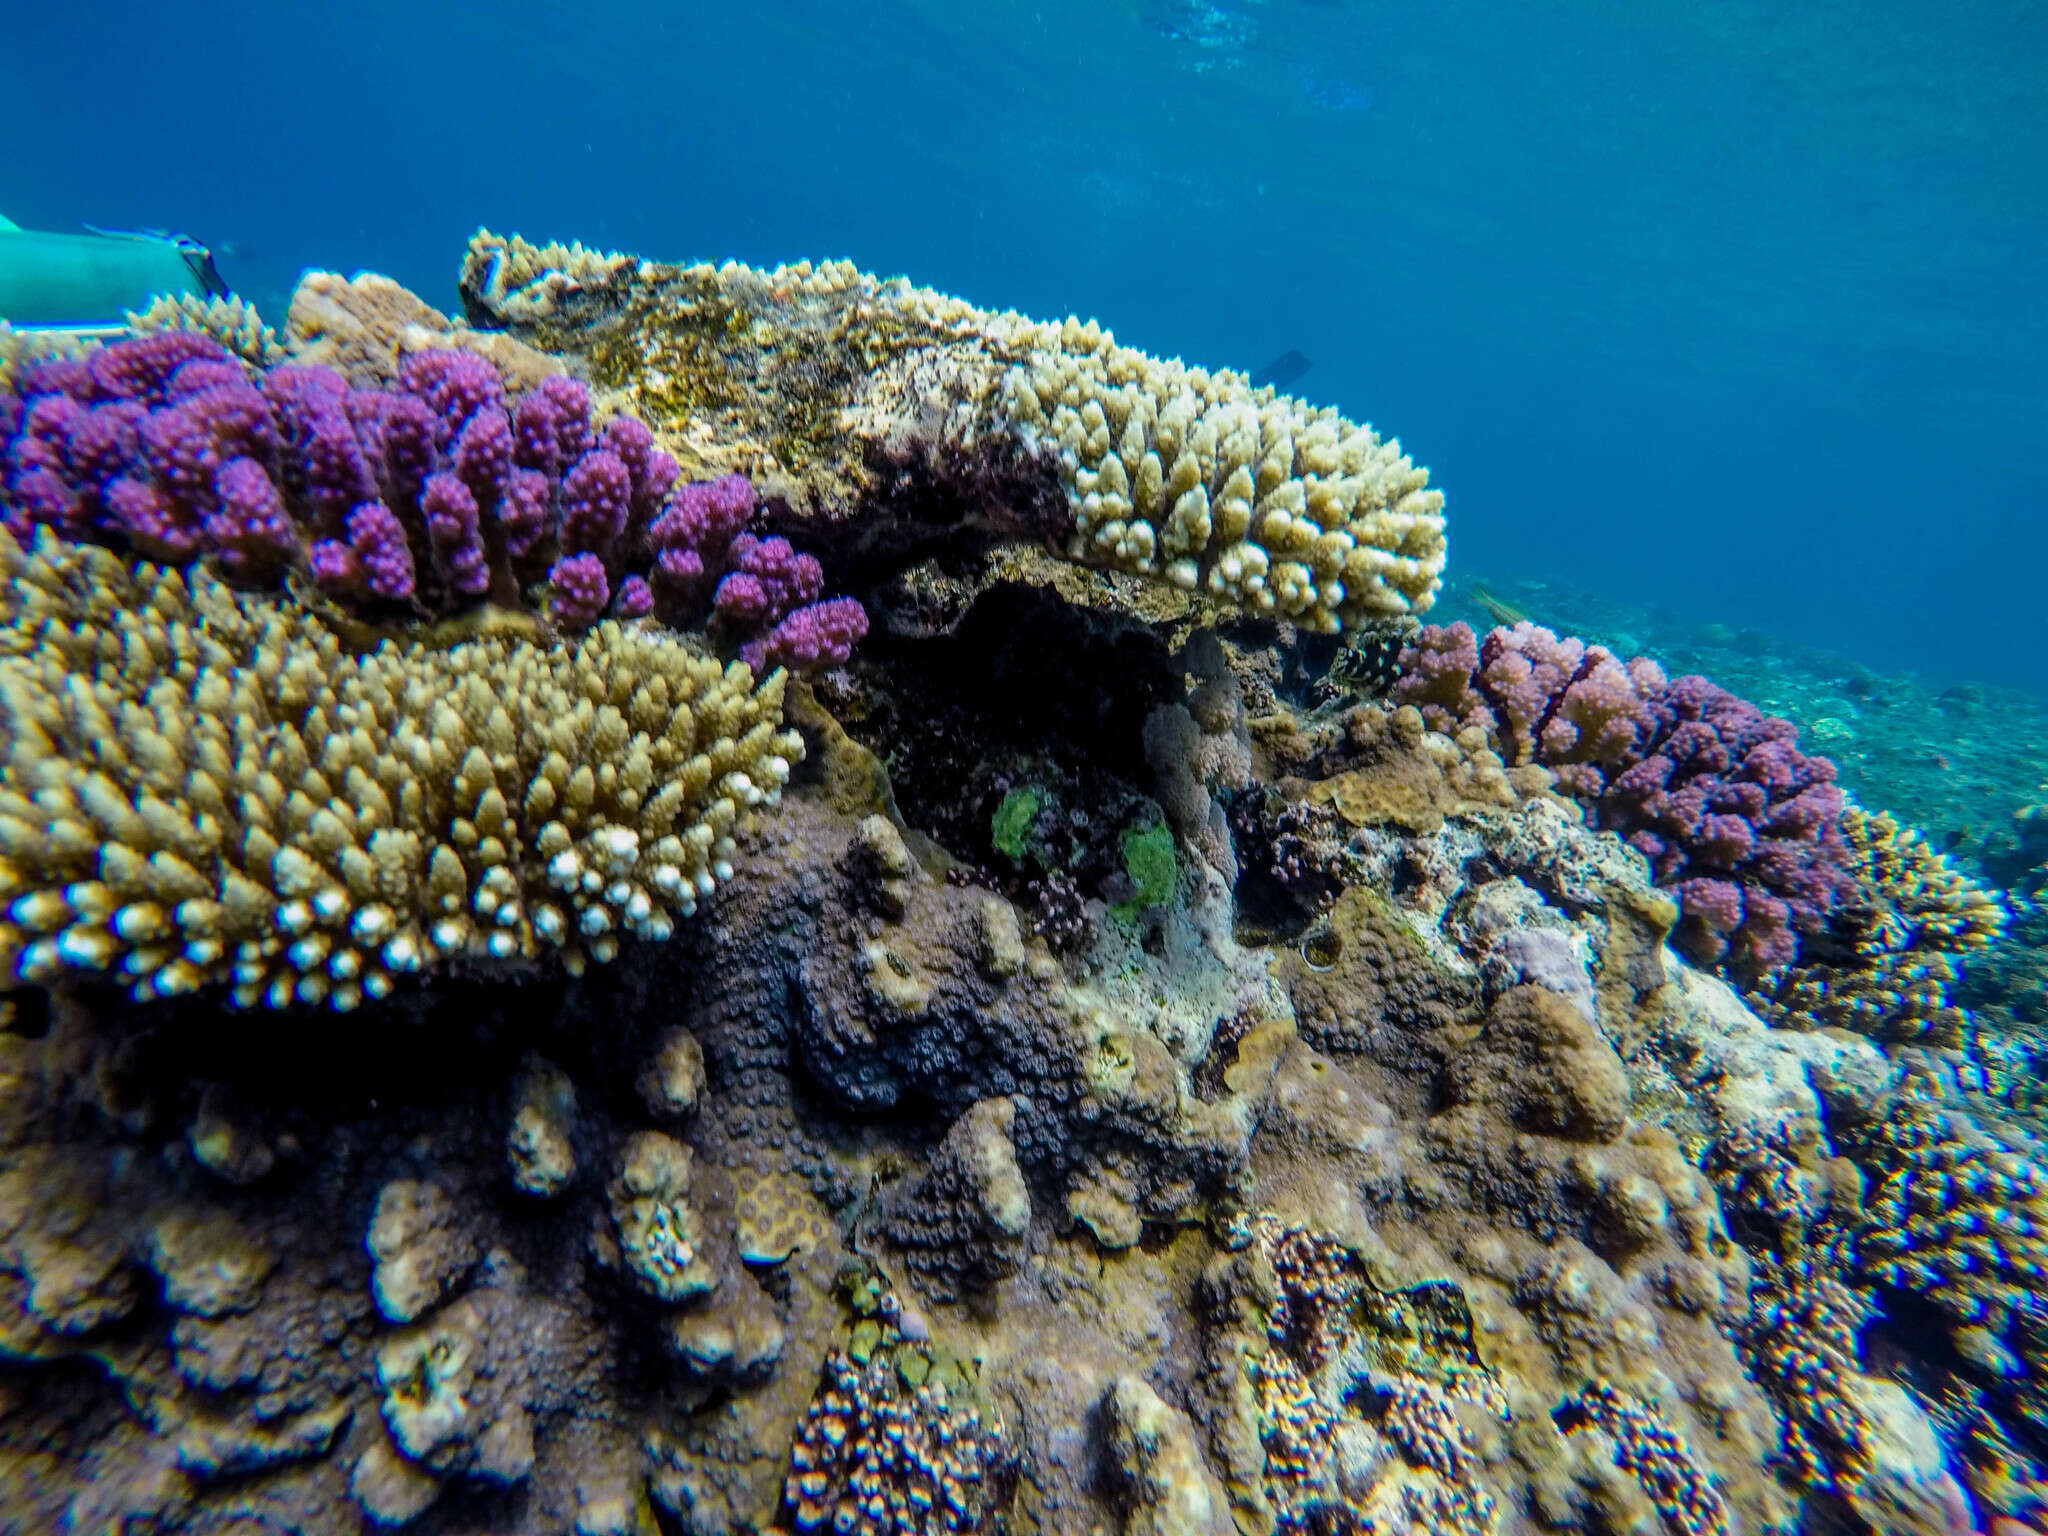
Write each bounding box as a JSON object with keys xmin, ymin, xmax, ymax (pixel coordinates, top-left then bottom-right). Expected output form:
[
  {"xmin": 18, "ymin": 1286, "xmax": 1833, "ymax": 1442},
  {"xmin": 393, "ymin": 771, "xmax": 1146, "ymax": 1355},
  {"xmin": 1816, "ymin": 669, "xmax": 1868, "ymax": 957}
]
[
  {"xmin": 880, "ymin": 1095, "xmax": 1033, "ymax": 1303},
  {"xmin": 458, "ymin": 229, "xmax": 1447, "ymax": 633},
  {"xmin": 0, "ymin": 526, "xmax": 801, "ymax": 1007}
]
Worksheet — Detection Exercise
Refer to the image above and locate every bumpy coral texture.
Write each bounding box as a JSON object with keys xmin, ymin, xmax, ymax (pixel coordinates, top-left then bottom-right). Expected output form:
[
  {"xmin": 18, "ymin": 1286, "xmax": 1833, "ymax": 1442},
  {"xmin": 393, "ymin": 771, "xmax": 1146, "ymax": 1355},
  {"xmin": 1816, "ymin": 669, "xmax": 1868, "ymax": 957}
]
[
  {"xmin": 777, "ymin": 1344, "xmax": 1018, "ymax": 1534},
  {"xmin": 0, "ymin": 528, "xmax": 802, "ymax": 1008},
  {"xmin": 1395, "ymin": 621, "xmax": 1854, "ymax": 975},
  {"xmin": 1216, "ymin": 1216, "xmax": 1510, "ymax": 1536},
  {"xmin": 0, "ymin": 333, "xmax": 865, "ymax": 665},
  {"xmin": 126, "ymin": 291, "xmax": 286, "ymax": 368},
  {"xmin": 1560, "ymin": 1380, "xmax": 1732, "ymax": 1536},
  {"xmin": 1853, "ymin": 1090, "xmax": 2048, "ymax": 1341},
  {"xmin": 880, "ymin": 1096, "xmax": 1032, "ymax": 1302}
]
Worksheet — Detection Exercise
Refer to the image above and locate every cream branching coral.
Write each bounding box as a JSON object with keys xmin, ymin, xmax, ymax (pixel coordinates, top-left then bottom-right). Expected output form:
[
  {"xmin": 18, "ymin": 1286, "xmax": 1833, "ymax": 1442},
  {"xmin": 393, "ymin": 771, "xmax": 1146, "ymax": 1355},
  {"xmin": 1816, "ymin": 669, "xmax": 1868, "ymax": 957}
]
[
  {"xmin": 125, "ymin": 292, "xmax": 285, "ymax": 368},
  {"xmin": 1001, "ymin": 322, "xmax": 1445, "ymax": 630},
  {"xmin": 459, "ymin": 230, "xmax": 639, "ymax": 325},
  {"xmin": 0, "ymin": 529, "xmax": 801, "ymax": 1010}
]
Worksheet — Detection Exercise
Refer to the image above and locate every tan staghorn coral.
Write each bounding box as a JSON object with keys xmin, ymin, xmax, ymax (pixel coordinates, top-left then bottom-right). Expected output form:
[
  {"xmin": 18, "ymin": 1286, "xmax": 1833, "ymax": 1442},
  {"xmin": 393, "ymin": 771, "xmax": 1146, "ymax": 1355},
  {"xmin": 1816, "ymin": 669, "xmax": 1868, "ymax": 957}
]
[
  {"xmin": 1853, "ymin": 1090, "xmax": 2048, "ymax": 1340},
  {"xmin": 1842, "ymin": 804, "xmax": 2006, "ymax": 951},
  {"xmin": 1738, "ymin": 1256, "xmax": 1876, "ymax": 1494},
  {"xmin": 0, "ymin": 528, "xmax": 801, "ymax": 1009},
  {"xmin": 458, "ymin": 230, "xmax": 1446, "ymax": 633}
]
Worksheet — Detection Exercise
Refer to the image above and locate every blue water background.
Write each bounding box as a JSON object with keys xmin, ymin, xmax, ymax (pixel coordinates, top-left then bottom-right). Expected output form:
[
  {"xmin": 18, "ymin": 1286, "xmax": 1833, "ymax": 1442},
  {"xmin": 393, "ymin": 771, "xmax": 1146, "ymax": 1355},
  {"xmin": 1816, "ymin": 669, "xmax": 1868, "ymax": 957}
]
[{"xmin": 8, "ymin": 0, "xmax": 2044, "ymax": 693}]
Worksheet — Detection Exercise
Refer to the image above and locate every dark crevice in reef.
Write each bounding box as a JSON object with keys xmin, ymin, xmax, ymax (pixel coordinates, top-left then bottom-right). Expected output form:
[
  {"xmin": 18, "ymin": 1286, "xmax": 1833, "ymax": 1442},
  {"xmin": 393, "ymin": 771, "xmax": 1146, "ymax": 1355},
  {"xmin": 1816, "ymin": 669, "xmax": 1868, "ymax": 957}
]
[{"xmin": 828, "ymin": 579, "xmax": 1177, "ymax": 879}]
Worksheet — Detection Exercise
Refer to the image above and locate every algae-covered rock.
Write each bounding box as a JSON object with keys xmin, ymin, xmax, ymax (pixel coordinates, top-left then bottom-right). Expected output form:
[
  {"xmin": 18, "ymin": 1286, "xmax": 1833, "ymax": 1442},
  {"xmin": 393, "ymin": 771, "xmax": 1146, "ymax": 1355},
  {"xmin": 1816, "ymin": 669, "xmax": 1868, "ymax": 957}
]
[
  {"xmin": 1102, "ymin": 1374, "xmax": 1233, "ymax": 1536},
  {"xmin": 603, "ymin": 1131, "xmax": 722, "ymax": 1303}
]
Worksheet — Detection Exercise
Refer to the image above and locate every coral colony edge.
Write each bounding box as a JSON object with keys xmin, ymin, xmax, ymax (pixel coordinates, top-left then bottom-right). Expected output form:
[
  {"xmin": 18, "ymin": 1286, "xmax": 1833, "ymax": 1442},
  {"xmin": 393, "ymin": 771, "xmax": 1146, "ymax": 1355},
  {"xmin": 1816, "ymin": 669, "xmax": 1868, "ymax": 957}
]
[{"xmin": 0, "ymin": 230, "xmax": 2040, "ymax": 1536}]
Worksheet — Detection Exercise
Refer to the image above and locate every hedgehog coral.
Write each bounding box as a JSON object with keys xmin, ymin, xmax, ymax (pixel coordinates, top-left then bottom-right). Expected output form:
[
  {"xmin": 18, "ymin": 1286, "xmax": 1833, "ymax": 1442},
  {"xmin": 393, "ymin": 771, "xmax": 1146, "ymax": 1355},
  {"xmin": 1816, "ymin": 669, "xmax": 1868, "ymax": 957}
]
[
  {"xmin": 1393, "ymin": 622, "xmax": 1854, "ymax": 976},
  {"xmin": 0, "ymin": 331, "xmax": 865, "ymax": 662},
  {"xmin": 1558, "ymin": 1380, "xmax": 1731, "ymax": 1536},
  {"xmin": 0, "ymin": 527, "xmax": 801, "ymax": 1008},
  {"xmin": 1750, "ymin": 804, "xmax": 2006, "ymax": 1047}
]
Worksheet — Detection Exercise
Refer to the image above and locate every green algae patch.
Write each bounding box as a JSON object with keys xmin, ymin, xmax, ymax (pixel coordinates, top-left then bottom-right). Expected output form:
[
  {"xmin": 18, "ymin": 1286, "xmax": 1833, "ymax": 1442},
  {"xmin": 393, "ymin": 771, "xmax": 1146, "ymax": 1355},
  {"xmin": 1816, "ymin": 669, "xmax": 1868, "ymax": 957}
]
[
  {"xmin": 990, "ymin": 788, "xmax": 1043, "ymax": 864},
  {"xmin": 1112, "ymin": 822, "xmax": 1176, "ymax": 921}
]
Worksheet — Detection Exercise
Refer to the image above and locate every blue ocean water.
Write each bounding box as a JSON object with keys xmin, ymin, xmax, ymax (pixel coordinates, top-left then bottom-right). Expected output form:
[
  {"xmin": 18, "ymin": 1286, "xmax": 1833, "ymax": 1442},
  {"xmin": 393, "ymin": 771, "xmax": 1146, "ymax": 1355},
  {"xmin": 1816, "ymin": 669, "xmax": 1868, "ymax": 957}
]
[{"xmin": 6, "ymin": 0, "xmax": 2045, "ymax": 690}]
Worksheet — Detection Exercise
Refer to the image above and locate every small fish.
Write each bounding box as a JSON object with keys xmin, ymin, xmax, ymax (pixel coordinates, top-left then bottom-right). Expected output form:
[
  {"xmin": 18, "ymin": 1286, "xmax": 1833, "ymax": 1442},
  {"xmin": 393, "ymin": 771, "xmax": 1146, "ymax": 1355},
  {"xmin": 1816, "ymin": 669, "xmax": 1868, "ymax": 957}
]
[
  {"xmin": 1468, "ymin": 583, "xmax": 1531, "ymax": 627},
  {"xmin": 1250, "ymin": 348, "xmax": 1312, "ymax": 390}
]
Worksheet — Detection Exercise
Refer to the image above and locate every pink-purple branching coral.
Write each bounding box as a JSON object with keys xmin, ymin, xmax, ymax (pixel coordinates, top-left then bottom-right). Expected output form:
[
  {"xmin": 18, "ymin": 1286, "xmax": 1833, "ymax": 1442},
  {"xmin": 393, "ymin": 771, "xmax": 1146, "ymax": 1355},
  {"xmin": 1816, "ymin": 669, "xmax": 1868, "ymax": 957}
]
[
  {"xmin": 0, "ymin": 333, "xmax": 866, "ymax": 672},
  {"xmin": 1395, "ymin": 621, "xmax": 1853, "ymax": 976}
]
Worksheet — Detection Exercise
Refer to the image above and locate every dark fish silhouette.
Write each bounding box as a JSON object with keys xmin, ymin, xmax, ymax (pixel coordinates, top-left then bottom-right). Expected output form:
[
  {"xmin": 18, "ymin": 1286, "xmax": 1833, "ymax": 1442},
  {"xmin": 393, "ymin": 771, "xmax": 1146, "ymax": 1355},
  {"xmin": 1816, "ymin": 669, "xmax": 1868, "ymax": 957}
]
[{"xmin": 1250, "ymin": 348, "xmax": 1313, "ymax": 390}]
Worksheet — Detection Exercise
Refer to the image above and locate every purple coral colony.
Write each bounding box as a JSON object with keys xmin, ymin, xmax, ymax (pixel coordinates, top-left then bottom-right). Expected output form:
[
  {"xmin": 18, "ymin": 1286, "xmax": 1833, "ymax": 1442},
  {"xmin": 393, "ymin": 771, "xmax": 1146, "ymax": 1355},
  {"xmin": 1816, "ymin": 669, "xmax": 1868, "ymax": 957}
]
[
  {"xmin": 0, "ymin": 331, "xmax": 866, "ymax": 670},
  {"xmin": 1394, "ymin": 620, "xmax": 1855, "ymax": 977}
]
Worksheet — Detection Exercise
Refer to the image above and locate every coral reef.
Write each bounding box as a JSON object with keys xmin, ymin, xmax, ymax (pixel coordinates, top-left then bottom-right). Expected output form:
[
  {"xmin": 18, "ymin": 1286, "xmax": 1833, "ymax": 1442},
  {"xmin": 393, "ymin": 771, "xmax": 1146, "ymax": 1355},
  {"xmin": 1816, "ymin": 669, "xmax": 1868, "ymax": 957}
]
[
  {"xmin": 281, "ymin": 268, "xmax": 566, "ymax": 392},
  {"xmin": 880, "ymin": 1096, "xmax": 1032, "ymax": 1302},
  {"xmin": 1556, "ymin": 1379, "xmax": 1731, "ymax": 1536},
  {"xmin": 774, "ymin": 1328, "xmax": 1018, "ymax": 1534},
  {"xmin": 0, "ymin": 528, "xmax": 800, "ymax": 1006},
  {"xmin": 1751, "ymin": 804, "xmax": 2007, "ymax": 1047},
  {"xmin": 0, "ymin": 241, "xmax": 2032, "ymax": 1536},
  {"xmin": 1425, "ymin": 567, "xmax": 2048, "ymax": 892},
  {"xmin": 127, "ymin": 291, "xmax": 286, "ymax": 369}
]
